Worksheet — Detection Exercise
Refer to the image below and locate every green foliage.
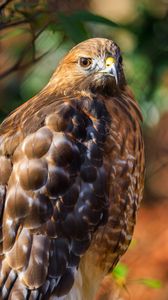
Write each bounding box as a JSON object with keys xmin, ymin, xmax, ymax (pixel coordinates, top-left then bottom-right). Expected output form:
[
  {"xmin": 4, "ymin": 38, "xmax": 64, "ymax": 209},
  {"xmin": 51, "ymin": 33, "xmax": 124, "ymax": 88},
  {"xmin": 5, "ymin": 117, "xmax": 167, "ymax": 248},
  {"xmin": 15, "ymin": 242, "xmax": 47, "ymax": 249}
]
[
  {"xmin": 112, "ymin": 262, "xmax": 163, "ymax": 291},
  {"xmin": 58, "ymin": 13, "xmax": 89, "ymax": 43},
  {"xmin": 112, "ymin": 263, "xmax": 128, "ymax": 285},
  {"xmin": 136, "ymin": 278, "xmax": 163, "ymax": 289},
  {"xmin": 64, "ymin": 10, "xmax": 120, "ymax": 28}
]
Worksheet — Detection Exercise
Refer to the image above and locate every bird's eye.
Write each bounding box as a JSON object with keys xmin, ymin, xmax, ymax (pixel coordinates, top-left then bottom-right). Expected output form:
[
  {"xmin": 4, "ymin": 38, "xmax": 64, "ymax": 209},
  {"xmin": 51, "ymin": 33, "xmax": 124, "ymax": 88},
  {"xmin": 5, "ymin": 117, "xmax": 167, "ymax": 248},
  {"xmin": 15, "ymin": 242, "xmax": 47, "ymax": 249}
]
[{"xmin": 79, "ymin": 57, "xmax": 92, "ymax": 68}]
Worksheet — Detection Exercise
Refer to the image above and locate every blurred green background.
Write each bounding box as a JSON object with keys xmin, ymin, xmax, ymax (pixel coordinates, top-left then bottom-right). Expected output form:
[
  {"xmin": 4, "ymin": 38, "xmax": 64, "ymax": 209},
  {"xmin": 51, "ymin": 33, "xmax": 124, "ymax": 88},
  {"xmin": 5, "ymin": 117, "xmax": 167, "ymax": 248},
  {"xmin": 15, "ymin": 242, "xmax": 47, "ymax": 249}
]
[{"xmin": 0, "ymin": 0, "xmax": 168, "ymax": 126}]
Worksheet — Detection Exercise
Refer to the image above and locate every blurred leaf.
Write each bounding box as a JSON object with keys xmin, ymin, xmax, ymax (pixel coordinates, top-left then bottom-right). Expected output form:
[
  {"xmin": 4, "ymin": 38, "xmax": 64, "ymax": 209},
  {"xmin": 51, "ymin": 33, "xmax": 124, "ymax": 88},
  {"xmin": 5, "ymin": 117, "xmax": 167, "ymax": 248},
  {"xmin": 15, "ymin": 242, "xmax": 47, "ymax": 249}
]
[
  {"xmin": 14, "ymin": 1, "xmax": 38, "ymax": 10},
  {"xmin": 137, "ymin": 278, "xmax": 163, "ymax": 289},
  {"xmin": 57, "ymin": 11, "xmax": 121, "ymax": 43},
  {"xmin": 0, "ymin": 28, "xmax": 27, "ymax": 40},
  {"xmin": 69, "ymin": 10, "xmax": 120, "ymax": 28},
  {"xmin": 35, "ymin": 29, "xmax": 61, "ymax": 53},
  {"xmin": 112, "ymin": 263, "xmax": 128, "ymax": 286},
  {"xmin": 58, "ymin": 13, "xmax": 89, "ymax": 43}
]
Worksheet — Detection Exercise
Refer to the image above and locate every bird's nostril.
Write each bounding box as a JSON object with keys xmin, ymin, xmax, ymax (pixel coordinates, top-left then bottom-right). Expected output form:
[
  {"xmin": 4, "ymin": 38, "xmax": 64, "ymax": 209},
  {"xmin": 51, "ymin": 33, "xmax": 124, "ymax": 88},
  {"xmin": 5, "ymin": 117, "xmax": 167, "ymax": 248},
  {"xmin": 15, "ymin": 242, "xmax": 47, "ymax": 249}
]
[{"xmin": 105, "ymin": 57, "xmax": 116, "ymax": 67}]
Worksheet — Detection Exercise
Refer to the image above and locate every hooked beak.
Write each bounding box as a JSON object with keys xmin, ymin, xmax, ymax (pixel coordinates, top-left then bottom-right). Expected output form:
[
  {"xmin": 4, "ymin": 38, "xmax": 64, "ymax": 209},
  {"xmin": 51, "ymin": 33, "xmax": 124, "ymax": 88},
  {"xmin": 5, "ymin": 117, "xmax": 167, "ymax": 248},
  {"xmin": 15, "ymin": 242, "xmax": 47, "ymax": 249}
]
[{"xmin": 99, "ymin": 57, "xmax": 118, "ymax": 85}]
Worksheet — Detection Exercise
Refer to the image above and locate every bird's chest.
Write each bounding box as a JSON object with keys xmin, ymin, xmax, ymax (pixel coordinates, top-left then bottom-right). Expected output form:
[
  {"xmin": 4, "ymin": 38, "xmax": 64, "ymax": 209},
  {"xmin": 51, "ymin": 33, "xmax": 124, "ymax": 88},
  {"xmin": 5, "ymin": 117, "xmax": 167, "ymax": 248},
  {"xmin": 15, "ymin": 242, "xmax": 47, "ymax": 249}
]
[{"xmin": 82, "ymin": 97, "xmax": 144, "ymax": 274}]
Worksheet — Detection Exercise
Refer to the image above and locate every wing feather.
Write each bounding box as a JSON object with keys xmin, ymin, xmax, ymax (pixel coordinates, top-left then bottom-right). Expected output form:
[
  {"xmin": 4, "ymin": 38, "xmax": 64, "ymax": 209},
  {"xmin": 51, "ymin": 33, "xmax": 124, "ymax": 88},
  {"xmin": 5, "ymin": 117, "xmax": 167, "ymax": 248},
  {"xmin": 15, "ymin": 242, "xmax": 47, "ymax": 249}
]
[{"xmin": 0, "ymin": 95, "xmax": 110, "ymax": 299}]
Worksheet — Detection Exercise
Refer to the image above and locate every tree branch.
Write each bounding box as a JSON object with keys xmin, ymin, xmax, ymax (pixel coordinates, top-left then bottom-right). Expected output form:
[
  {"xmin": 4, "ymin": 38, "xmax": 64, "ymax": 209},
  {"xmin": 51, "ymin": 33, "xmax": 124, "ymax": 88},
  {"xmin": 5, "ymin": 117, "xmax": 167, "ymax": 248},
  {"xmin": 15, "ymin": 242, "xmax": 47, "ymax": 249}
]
[
  {"xmin": 0, "ymin": 23, "xmax": 65, "ymax": 79},
  {"xmin": 0, "ymin": 0, "xmax": 13, "ymax": 11},
  {"xmin": 0, "ymin": 19, "xmax": 29, "ymax": 30}
]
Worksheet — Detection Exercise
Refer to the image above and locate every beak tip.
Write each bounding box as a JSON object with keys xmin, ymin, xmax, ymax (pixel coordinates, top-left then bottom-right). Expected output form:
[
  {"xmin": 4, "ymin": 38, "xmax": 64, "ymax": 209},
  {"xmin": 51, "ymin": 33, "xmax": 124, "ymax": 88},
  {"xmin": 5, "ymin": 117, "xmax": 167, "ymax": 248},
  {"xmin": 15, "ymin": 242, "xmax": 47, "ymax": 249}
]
[
  {"xmin": 110, "ymin": 63, "xmax": 119, "ymax": 85},
  {"xmin": 99, "ymin": 63, "xmax": 119, "ymax": 85},
  {"xmin": 114, "ymin": 74, "xmax": 118, "ymax": 85}
]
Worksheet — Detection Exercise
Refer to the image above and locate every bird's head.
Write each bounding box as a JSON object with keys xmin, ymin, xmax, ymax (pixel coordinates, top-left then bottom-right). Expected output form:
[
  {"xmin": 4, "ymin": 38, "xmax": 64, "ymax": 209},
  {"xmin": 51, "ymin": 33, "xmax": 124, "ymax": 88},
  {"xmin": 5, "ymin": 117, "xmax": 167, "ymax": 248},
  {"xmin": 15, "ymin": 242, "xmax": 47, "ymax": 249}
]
[{"xmin": 50, "ymin": 38, "xmax": 126, "ymax": 96}]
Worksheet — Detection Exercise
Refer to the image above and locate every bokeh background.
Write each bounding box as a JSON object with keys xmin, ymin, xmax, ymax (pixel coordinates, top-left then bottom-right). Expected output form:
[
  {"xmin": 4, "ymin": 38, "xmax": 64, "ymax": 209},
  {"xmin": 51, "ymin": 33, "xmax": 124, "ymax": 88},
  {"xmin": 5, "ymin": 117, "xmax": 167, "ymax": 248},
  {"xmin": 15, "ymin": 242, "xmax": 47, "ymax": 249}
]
[{"xmin": 0, "ymin": 0, "xmax": 168, "ymax": 299}]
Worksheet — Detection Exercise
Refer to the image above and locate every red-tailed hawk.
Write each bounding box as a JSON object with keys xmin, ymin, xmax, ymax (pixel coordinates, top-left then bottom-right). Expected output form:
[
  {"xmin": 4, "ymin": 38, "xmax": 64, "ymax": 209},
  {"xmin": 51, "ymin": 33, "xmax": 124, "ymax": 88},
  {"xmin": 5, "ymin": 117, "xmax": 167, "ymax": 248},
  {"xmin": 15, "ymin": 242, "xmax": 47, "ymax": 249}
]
[{"xmin": 0, "ymin": 38, "xmax": 144, "ymax": 300}]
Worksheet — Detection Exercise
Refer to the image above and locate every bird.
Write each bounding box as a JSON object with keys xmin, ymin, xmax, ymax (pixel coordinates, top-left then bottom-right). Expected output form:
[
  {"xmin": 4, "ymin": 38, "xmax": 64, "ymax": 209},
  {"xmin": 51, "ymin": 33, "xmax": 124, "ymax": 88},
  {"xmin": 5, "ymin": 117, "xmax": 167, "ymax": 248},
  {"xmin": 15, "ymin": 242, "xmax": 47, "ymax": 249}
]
[{"xmin": 0, "ymin": 38, "xmax": 144, "ymax": 300}]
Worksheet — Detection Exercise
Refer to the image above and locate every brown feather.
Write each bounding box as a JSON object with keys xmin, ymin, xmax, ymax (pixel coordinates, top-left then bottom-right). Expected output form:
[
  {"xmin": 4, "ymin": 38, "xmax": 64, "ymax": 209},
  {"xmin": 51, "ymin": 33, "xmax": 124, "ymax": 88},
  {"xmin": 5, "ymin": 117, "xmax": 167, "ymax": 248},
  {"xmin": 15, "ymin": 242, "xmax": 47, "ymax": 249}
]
[{"xmin": 0, "ymin": 38, "xmax": 144, "ymax": 300}]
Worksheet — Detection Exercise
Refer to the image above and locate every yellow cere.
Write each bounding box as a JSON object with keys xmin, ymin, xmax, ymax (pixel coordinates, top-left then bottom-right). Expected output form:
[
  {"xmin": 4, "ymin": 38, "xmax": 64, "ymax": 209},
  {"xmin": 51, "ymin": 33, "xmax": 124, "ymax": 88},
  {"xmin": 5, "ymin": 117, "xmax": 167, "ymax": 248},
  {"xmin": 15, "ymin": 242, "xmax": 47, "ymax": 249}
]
[{"xmin": 105, "ymin": 57, "xmax": 116, "ymax": 67}]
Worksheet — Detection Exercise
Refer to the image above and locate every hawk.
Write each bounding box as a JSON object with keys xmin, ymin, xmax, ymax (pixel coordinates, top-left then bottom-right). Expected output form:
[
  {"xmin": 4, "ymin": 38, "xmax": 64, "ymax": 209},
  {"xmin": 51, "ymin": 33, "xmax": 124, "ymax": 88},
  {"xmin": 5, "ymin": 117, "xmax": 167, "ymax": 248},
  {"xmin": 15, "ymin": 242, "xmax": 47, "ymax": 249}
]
[{"xmin": 0, "ymin": 38, "xmax": 144, "ymax": 300}]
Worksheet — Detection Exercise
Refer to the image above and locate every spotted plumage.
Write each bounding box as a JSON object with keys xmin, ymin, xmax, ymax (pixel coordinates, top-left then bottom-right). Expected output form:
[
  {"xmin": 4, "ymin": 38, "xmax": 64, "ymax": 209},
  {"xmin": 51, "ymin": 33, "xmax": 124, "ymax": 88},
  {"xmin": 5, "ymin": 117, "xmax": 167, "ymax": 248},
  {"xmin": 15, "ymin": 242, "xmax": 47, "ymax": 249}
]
[{"xmin": 0, "ymin": 38, "xmax": 144, "ymax": 300}]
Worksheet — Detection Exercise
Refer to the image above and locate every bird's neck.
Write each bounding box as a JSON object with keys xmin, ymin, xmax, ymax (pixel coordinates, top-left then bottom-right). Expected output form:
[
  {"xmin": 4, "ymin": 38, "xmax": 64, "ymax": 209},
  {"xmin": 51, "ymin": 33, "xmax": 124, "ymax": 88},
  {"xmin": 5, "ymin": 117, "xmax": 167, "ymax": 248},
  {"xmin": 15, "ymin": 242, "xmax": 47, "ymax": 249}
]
[{"xmin": 47, "ymin": 69, "xmax": 126, "ymax": 99}]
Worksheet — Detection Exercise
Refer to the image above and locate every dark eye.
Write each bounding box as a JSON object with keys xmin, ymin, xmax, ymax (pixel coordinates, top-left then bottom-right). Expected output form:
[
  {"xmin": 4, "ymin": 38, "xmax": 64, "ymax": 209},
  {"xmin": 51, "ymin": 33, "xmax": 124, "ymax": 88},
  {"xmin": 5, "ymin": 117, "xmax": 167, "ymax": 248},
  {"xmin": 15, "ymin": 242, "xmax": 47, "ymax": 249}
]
[
  {"xmin": 118, "ymin": 56, "xmax": 123, "ymax": 64},
  {"xmin": 79, "ymin": 57, "xmax": 92, "ymax": 68}
]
